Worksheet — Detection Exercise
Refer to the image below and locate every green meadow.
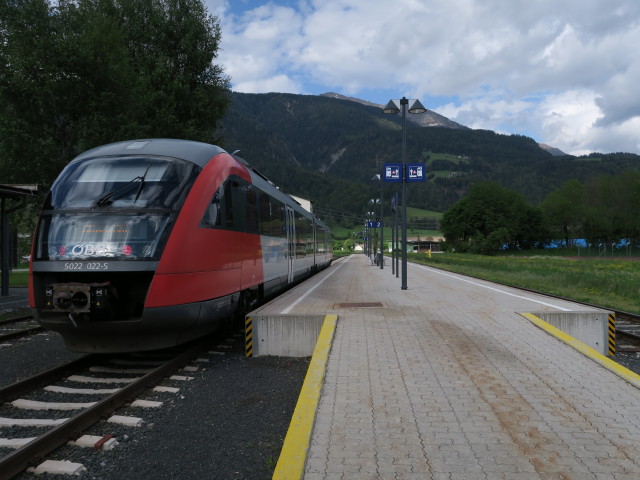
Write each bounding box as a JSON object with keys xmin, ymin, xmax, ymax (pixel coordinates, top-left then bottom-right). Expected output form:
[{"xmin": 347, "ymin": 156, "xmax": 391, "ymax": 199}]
[{"xmin": 6, "ymin": 269, "xmax": 28, "ymax": 288}]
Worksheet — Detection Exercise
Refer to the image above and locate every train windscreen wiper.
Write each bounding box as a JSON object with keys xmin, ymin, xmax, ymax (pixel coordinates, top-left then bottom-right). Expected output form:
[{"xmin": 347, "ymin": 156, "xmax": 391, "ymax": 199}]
[
  {"xmin": 91, "ymin": 163, "xmax": 153, "ymax": 208},
  {"xmin": 133, "ymin": 162, "xmax": 153, "ymax": 204}
]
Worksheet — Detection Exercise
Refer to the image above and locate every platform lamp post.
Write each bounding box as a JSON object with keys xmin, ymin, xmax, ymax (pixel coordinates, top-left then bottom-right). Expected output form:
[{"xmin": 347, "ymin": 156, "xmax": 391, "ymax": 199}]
[
  {"xmin": 363, "ymin": 220, "xmax": 368, "ymax": 257},
  {"xmin": 364, "ymin": 216, "xmax": 370, "ymax": 257},
  {"xmin": 391, "ymin": 192, "xmax": 399, "ymax": 278},
  {"xmin": 369, "ymin": 196, "xmax": 383, "ymax": 269},
  {"xmin": 382, "ymin": 97, "xmax": 426, "ymax": 290},
  {"xmin": 372, "ymin": 175, "xmax": 384, "ymax": 269},
  {"xmin": 365, "ymin": 213, "xmax": 370, "ymax": 258},
  {"xmin": 366, "ymin": 211, "xmax": 375, "ymax": 258},
  {"xmin": 395, "ymin": 194, "xmax": 400, "ymax": 278},
  {"xmin": 368, "ymin": 210, "xmax": 376, "ymax": 261}
]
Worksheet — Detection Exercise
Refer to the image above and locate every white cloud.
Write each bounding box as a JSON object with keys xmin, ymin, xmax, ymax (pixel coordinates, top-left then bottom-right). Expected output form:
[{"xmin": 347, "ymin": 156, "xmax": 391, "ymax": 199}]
[
  {"xmin": 233, "ymin": 74, "xmax": 303, "ymax": 94},
  {"xmin": 207, "ymin": 0, "xmax": 640, "ymax": 154},
  {"xmin": 536, "ymin": 90, "xmax": 604, "ymax": 155},
  {"xmin": 204, "ymin": 0, "xmax": 228, "ymax": 17},
  {"xmin": 214, "ymin": 2, "xmax": 306, "ymax": 93}
]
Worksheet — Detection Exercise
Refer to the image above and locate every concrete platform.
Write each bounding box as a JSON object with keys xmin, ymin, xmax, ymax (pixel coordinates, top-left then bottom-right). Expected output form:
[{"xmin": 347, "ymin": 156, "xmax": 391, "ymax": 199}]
[{"xmin": 270, "ymin": 254, "xmax": 640, "ymax": 480}]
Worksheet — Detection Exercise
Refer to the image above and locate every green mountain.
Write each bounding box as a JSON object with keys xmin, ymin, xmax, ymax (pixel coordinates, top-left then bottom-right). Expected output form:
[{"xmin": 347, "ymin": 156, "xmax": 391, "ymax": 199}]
[{"xmin": 216, "ymin": 92, "xmax": 640, "ymax": 225}]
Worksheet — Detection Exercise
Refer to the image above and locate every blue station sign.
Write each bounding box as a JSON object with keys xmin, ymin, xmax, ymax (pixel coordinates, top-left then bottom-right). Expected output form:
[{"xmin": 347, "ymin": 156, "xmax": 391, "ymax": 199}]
[
  {"xmin": 383, "ymin": 163, "xmax": 427, "ymax": 182},
  {"xmin": 367, "ymin": 220, "xmax": 383, "ymax": 228},
  {"xmin": 406, "ymin": 163, "xmax": 426, "ymax": 182},
  {"xmin": 383, "ymin": 163, "xmax": 402, "ymax": 182}
]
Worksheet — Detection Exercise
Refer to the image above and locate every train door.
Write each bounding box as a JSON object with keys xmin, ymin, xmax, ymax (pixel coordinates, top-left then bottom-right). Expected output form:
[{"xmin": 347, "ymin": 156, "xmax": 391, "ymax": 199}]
[{"xmin": 286, "ymin": 206, "xmax": 295, "ymax": 283}]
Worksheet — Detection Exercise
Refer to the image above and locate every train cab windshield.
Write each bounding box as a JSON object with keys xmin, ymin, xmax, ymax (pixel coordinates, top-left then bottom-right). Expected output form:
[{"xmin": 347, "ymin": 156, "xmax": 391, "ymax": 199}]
[
  {"xmin": 48, "ymin": 156, "xmax": 197, "ymax": 209},
  {"xmin": 35, "ymin": 156, "xmax": 200, "ymax": 261}
]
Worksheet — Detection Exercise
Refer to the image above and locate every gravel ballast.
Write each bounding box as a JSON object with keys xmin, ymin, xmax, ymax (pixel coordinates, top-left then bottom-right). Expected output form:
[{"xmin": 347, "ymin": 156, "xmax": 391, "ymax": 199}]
[
  {"xmin": 1, "ymin": 322, "xmax": 309, "ymax": 480},
  {"xmin": 49, "ymin": 353, "xmax": 311, "ymax": 480}
]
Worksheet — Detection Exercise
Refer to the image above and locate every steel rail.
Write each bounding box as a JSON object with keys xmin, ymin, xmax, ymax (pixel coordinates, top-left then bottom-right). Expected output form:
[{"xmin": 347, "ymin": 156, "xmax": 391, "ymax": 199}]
[
  {"xmin": 617, "ymin": 330, "xmax": 640, "ymax": 345},
  {"xmin": 613, "ymin": 312, "xmax": 640, "ymax": 351},
  {"xmin": 0, "ymin": 355, "xmax": 96, "ymax": 403},
  {"xmin": 0, "ymin": 337, "xmax": 210, "ymax": 480},
  {"xmin": 0, "ymin": 314, "xmax": 33, "ymax": 327},
  {"xmin": 0, "ymin": 313, "xmax": 44, "ymax": 342},
  {"xmin": 0, "ymin": 325, "xmax": 45, "ymax": 342}
]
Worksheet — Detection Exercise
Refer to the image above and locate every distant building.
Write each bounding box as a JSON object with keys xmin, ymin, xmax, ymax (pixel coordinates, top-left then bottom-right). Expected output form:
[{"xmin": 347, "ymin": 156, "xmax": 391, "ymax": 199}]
[{"xmin": 390, "ymin": 237, "xmax": 443, "ymax": 253}]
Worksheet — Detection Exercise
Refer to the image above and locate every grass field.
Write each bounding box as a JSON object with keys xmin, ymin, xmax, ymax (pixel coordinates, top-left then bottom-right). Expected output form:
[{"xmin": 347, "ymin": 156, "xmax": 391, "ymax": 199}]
[
  {"xmin": 7, "ymin": 269, "xmax": 28, "ymax": 288},
  {"xmin": 410, "ymin": 251, "xmax": 640, "ymax": 314}
]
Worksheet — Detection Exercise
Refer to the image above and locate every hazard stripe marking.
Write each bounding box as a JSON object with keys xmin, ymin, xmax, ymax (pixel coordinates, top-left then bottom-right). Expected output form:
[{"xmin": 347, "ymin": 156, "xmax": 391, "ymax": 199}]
[
  {"xmin": 608, "ymin": 313, "xmax": 616, "ymax": 357},
  {"xmin": 245, "ymin": 316, "xmax": 253, "ymax": 358}
]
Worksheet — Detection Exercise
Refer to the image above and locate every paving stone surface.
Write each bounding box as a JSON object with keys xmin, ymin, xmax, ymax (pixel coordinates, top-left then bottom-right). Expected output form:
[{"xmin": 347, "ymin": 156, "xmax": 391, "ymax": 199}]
[{"xmin": 268, "ymin": 255, "xmax": 640, "ymax": 480}]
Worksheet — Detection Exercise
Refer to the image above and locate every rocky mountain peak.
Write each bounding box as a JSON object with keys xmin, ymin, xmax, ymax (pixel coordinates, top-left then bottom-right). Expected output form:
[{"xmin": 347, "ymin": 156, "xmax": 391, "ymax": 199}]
[{"xmin": 320, "ymin": 92, "xmax": 467, "ymax": 129}]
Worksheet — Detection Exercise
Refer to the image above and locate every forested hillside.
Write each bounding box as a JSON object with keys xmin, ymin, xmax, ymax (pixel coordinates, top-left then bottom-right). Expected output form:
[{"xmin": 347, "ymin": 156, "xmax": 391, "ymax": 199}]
[{"xmin": 217, "ymin": 92, "xmax": 640, "ymax": 225}]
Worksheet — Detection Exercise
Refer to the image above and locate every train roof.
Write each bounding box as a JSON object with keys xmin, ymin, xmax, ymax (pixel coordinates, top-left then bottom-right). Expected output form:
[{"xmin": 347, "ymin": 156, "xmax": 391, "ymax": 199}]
[{"xmin": 72, "ymin": 139, "xmax": 227, "ymax": 168}]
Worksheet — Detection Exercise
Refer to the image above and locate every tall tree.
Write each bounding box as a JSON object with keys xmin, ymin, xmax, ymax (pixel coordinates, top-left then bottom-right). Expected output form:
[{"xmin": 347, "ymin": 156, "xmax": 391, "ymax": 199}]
[
  {"xmin": 539, "ymin": 179, "xmax": 585, "ymax": 247},
  {"xmin": 582, "ymin": 173, "xmax": 640, "ymax": 245},
  {"xmin": 0, "ymin": 0, "xmax": 230, "ymax": 185},
  {"xmin": 440, "ymin": 181, "xmax": 542, "ymax": 254},
  {"xmin": 616, "ymin": 171, "xmax": 640, "ymax": 244}
]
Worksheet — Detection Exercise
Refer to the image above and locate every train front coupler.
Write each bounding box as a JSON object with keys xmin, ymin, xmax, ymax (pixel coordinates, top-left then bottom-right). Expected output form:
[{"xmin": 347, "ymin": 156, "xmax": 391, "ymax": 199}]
[{"xmin": 44, "ymin": 282, "xmax": 112, "ymax": 324}]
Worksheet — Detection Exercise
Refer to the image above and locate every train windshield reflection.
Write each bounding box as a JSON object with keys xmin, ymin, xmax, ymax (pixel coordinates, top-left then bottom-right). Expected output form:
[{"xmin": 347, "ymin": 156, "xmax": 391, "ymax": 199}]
[
  {"xmin": 48, "ymin": 156, "xmax": 199, "ymax": 209},
  {"xmin": 35, "ymin": 213, "xmax": 173, "ymax": 260}
]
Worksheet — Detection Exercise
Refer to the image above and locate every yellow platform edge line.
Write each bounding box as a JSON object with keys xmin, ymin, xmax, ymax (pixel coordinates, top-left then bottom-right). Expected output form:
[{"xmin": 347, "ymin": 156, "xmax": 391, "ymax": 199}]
[
  {"xmin": 521, "ymin": 312, "xmax": 640, "ymax": 390},
  {"xmin": 272, "ymin": 314, "xmax": 338, "ymax": 480}
]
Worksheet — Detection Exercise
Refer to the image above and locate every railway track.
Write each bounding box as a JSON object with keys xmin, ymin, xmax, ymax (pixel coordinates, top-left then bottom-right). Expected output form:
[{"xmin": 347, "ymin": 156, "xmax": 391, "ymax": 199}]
[
  {"xmin": 614, "ymin": 311, "xmax": 640, "ymax": 352},
  {"xmin": 0, "ymin": 337, "xmax": 215, "ymax": 479},
  {"xmin": 0, "ymin": 315, "xmax": 43, "ymax": 343}
]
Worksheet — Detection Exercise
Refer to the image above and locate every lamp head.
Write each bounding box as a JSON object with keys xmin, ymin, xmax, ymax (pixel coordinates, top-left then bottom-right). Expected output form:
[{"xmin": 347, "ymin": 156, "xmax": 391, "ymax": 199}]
[
  {"xmin": 382, "ymin": 100, "xmax": 400, "ymax": 114},
  {"xmin": 409, "ymin": 99, "xmax": 427, "ymax": 114}
]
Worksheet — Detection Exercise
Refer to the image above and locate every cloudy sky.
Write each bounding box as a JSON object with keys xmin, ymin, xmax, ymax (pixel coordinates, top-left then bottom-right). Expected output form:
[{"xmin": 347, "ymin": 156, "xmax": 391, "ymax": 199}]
[{"xmin": 205, "ymin": 0, "xmax": 640, "ymax": 156}]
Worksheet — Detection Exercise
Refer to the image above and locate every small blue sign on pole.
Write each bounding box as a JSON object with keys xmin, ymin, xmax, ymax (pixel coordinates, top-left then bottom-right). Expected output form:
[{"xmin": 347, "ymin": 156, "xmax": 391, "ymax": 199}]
[
  {"xmin": 367, "ymin": 220, "xmax": 383, "ymax": 228},
  {"xmin": 383, "ymin": 163, "xmax": 402, "ymax": 182},
  {"xmin": 406, "ymin": 163, "xmax": 426, "ymax": 182}
]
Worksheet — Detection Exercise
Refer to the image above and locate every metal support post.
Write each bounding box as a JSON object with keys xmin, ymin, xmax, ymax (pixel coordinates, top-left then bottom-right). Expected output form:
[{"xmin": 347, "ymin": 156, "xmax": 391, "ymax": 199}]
[{"xmin": 400, "ymin": 97, "xmax": 408, "ymax": 289}]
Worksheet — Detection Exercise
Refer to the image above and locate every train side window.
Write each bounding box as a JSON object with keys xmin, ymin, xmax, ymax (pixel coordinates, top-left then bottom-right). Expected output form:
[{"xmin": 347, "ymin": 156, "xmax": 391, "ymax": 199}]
[
  {"xmin": 201, "ymin": 190, "xmax": 221, "ymax": 227},
  {"xmin": 245, "ymin": 184, "xmax": 259, "ymax": 234},
  {"xmin": 272, "ymin": 200, "xmax": 286, "ymax": 237},
  {"xmin": 201, "ymin": 178, "xmax": 235, "ymax": 229},
  {"xmin": 259, "ymin": 193, "xmax": 272, "ymax": 236},
  {"xmin": 225, "ymin": 179, "xmax": 238, "ymax": 229},
  {"xmin": 305, "ymin": 216, "xmax": 313, "ymax": 255},
  {"xmin": 295, "ymin": 213, "xmax": 307, "ymax": 257}
]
